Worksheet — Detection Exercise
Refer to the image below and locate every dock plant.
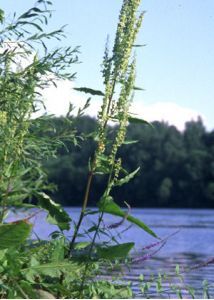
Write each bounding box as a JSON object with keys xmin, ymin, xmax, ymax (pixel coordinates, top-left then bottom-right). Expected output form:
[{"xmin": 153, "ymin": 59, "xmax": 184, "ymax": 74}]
[
  {"xmin": 65, "ymin": 1, "xmax": 161, "ymax": 296},
  {"xmin": 69, "ymin": 0, "xmax": 157, "ymax": 252},
  {"xmin": 2, "ymin": 0, "xmax": 211, "ymax": 299}
]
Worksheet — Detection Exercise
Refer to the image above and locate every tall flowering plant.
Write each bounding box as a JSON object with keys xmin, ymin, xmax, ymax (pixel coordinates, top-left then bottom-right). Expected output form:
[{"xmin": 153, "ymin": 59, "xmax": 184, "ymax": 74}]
[{"xmin": 70, "ymin": 0, "xmax": 157, "ymax": 254}]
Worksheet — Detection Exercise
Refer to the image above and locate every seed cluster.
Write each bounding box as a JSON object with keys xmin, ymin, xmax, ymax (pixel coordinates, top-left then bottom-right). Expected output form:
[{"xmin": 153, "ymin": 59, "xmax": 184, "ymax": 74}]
[{"xmin": 95, "ymin": 0, "xmax": 143, "ymax": 187}]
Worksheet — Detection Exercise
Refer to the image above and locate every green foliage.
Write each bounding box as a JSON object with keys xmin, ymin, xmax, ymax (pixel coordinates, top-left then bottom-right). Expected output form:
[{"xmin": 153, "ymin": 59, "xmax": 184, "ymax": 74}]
[
  {"xmin": 37, "ymin": 192, "xmax": 71, "ymax": 230},
  {"xmin": 137, "ymin": 269, "xmax": 214, "ymax": 299},
  {"xmin": 73, "ymin": 87, "xmax": 104, "ymax": 96},
  {"xmin": 128, "ymin": 115, "xmax": 152, "ymax": 126},
  {"xmin": 114, "ymin": 167, "xmax": 140, "ymax": 187},
  {"xmin": 0, "ymin": 8, "xmax": 4, "ymax": 23},
  {"xmin": 158, "ymin": 177, "xmax": 173, "ymax": 203},
  {"xmin": 74, "ymin": 241, "xmax": 91, "ymax": 250},
  {"xmin": 96, "ymin": 242, "xmax": 134, "ymax": 259},
  {"xmin": 69, "ymin": 0, "xmax": 156, "ymax": 263},
  {"xmin": 98, "ymin": 196, "xmax": 157, "ymax": 238},
  {"xmin": 0, "ymin": 0, "xmax": 79, "ymax": 223},
  {"xmin": 23, "ymin": 260, "xmax": 84, "ymax": 280},
  {"xmin": 0, "ymin": 238, "xmax": 91, "ymax": 298},
  {"xmin": 0, "ymin": 1, "xmax": 156, "ymax": 298},
  {"xmin": 0, "ymin": 221, "xmax": 32, "ymax": 249},
  {"xmin": 202, "ymin": 280, "xmax": 210, "ymax": 299},
  {"xmin": 81, "ymin": 280, "xmax": 133, "ymax": 299},
  {"xmin": 0, "ymin": 3, "xmax": 94, "ymax": 297}
]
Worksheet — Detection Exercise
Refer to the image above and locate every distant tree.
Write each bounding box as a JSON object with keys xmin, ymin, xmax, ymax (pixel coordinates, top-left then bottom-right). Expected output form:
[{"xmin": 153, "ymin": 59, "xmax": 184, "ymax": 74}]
[
  {"xmin": 40, "ymin": 116, "xmax": 214, "ymax": 208},
  {"xmin": 158, "ymin": 177, "xmax": 173, "ymax": 205}
]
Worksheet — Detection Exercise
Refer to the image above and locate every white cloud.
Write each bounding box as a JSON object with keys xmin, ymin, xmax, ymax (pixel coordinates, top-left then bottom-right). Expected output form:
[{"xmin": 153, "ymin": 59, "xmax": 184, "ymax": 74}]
[
  {"xmin": 39, "ymin": 80, "xmax": 205, "ymax": 131},
  {"xmin": 1, "ymin": 44, "xmax": 209, "ymax": 131},
  {"xmin": 39, "ymin": 79, "xmax": 101, "ymax": 118}
]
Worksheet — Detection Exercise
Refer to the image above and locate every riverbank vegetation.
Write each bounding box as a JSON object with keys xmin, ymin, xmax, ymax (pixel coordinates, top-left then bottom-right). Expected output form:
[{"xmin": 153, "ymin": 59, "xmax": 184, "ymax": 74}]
[
  {"xmin": 0, "ymin": 0, "xmax": 155, "ymax": 297},
  {"xmin": 0, "ymin": 0, "xmax": 213, "ymax": 298}
]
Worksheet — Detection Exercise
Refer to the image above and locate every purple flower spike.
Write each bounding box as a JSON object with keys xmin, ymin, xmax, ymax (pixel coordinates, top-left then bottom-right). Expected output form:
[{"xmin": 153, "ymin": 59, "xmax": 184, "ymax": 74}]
[
  {"xmin": 132, "ymin": 242, "xmax": 166, "ymax": 263},
  {"xmin": 190, "ymin": 257, "xmax": 214, "ymax": 271},
  {"xmin": 108, "ymin": 219, "xmax": 125, "ymax": 229},
  {"xmin": 142, "ymin": 229, "xmax": 180, "ymax": 251},
  {"xmin": 132, "ymin": 230, "xmax": 180, "ymax": 264}
]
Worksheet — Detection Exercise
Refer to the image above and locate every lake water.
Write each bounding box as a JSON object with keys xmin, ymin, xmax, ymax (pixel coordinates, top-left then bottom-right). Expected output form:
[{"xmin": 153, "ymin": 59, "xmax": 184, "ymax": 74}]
[{"xmin": 9, "ymin": 208, "xmax": 214, "ymax": 298}]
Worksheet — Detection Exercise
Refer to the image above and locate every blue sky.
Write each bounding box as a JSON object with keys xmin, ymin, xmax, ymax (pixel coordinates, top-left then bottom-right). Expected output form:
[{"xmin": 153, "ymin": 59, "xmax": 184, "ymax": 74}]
[{"xmin": 2, "ymin": 1, "xmax": 214, "ymax": 130}]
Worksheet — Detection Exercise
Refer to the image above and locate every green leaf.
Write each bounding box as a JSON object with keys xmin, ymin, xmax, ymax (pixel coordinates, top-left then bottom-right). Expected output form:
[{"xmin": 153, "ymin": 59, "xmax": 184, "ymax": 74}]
[
  {"xmin": 51, "ymin": 237, "xmax": 65, "ymax": 262},
  {"xmin": 98, "ymin": 197, "xmax": 158, "ymax": 238},
  {"xmin": 74, "ymin": 87, "xmax": 104, "ymax": 96},
  {"xmin": 13, "ymin": 203, "xmax": 37, "ymax": 209},
  {"xmin": 17, "ymin": 21, "xmax": 43, "ymax": 32},
  {"xmin": 23, "ymin": 260, "xmax": 84, "ymax": 279},
  {"xmin": 84, "ymin": 209, "xmax": 99, "ymax": 216},
  {"xmin": 123, "ymin": 140, "xmax": 138, "ymax": 145},
  {"xmin": 128, "ymin": 116, "xmax": 152, "ymax": 126},
  {"xmin": 97, "ymin": 242, "xmax": 134, "ymax": 259},
  {"xmin": 37, "ymin": 192, "xmax": 71, "ymax": 231},
  {"xmin": 114, "ymin": 167, "xmax": 140, "ymax": 187},
  {"xmin": 0, "ymin": 249, "xmax": 7, "ymax": 260},
  {"xmin": 95, "ymin": 154, "xmax": 111, "ymax": 174},
  {"xmin": 36, "ymin": 289, "xmax": 55, "ymax": 299},
  {"xmin": 87, "ymin": 225, "xmax": 97, "ymax": 233},
  {"xmin": 187, "ymin": 286, "xmax": 195, "ymax": 299},
  {"xmin": 0, "ymin": 221, "xmax": 32, "ymax": 249},
  {"xmin": 175, "ymin": 264, "xmax": 180, "ymax": 275},
  {"xmin": 202, "ymin": 280, "xmax": 210, "ymax": 299},
  {"xmin": 0, "ymin": 9, "xmax": 4, "ymax": 23},
  {"xmin": 19, "ymin": 280, "xmax": 38, "ymax": 299},
  {"xmin": 18, "ymin": 7, "xmax": 43, "ymax": 20},
  {"xmin": 133, "ymin": 86, "xmax": 145, "ymax": 91},
  {"xmin": 133, "ymin": 44, "xmax": 146, "ymax": 47},
  {"xmin": 74, "ymin": 242, "xmax": 91, "ymax": 250}
]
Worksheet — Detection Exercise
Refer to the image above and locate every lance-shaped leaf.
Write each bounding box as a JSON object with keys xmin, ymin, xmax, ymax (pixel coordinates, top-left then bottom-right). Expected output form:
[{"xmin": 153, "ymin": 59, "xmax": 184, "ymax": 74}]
[
  {"xmin": 123, "ymin": 140, "xmax": 138, "ymax": 145},
  {"xmin": 0, "ymin": 9, "xmax": 4, "ymax": 24},
  {"xmin": 74, "ymin": 242, "xmax": 91, "ymax": 250},
  {"xmin": 133, "ymin": 44, "xmax": 146, "ymax": 48},
  {"xmin": 0, "ymin": 221, "xmax": 32, "ymax": 249},
  {"xmin": 37, "ymin": 192, "xmax": 71, "ymax": 231},
  {"xmin": 128, "ymin": 116, "xmax": 152, "ymax": 126},
  {"xmin": 133, "ymin": 86, "xmax": 145, "ymax": 91},
  {"xmin": 98, "ymin": 196, "xmax": 158, "ymax": 238},
  {"xmin": 73, "ymin": 87, "xmax": 104, "ymax": 96},
  {"xmin": 97, "ymin": 242, "xmax": 134, "ymax": 259},
  {"xmin": 114, "ymin": 167, "xmax": 140, "ymax": 187}
]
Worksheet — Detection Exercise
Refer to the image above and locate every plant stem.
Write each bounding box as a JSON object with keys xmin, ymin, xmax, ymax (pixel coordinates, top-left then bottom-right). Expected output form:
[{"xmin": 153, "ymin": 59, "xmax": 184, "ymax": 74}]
[
  {"xmin": 69, "ymin": 77, "xmax": 117, "ymax": 253},
  {"xmin": 103, "ymin": 77, "xmax": 117, "ymax": 127},
  {"xmin": 78, "ymin": 152, "xmax": 117, "ymax": 295},
  {"xmin": 78, "ymin": 211, "xmax": 104, "ymax": 298},
  {"xmin": 16, "ymin": 283, "xmax": 29, "ymax": 299},
  {"xmin": 0, "ymin": 179, "xmax": 11, "ymax": 223},
  {"xmin": 69, "ymin": 170, "xmax": 93, "ymax": 252}
]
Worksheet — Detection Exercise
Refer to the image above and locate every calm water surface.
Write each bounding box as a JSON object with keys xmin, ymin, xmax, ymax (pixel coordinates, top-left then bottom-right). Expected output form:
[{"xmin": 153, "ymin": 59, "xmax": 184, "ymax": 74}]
[{"xmin": 9, "ymin": 208, "xmax": 214, "ymax": 298}]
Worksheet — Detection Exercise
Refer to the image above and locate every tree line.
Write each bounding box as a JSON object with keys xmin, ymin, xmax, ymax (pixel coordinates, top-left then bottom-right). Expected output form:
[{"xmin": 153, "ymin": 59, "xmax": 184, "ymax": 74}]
[{"xmin": 42, "ymin": 116, "xmax": 214, "ymax": 208}]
